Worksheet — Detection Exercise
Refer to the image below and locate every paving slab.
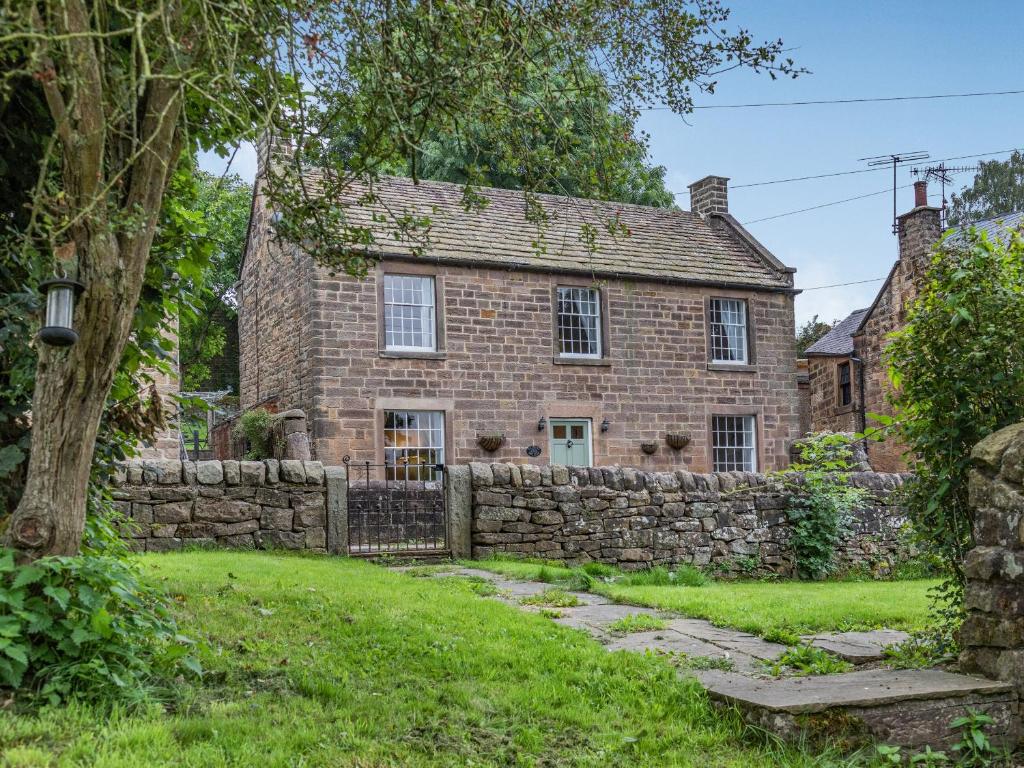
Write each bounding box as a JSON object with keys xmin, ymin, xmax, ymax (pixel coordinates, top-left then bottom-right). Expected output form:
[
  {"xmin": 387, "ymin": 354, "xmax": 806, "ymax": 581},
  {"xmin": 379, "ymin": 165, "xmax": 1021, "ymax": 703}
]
[
  {"xmin": 804, "ymin": 629, "xmax": 910, "ymax": 663},
  {"xmin": 664, "ymin": 619, "xmax": 787, "ymax": 661},
  {"xmin": 699, "ymin": 668, "xmax": 1014, "ymax": 714}
]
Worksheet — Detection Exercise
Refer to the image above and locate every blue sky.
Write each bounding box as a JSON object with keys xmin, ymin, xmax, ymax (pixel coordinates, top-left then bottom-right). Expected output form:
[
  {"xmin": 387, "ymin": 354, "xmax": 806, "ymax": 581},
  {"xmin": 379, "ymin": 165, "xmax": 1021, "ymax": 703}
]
[{"xmin": 201, "ymin": 0, "xmax": 1024, "ymax": 326}]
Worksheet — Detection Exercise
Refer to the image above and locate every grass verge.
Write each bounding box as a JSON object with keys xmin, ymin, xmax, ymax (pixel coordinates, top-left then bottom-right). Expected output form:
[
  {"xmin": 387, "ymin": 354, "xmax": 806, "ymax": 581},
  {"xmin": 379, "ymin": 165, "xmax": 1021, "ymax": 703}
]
[{"xmin": 0, "ymin": 551, "xmax": 851, "ymax": 766}]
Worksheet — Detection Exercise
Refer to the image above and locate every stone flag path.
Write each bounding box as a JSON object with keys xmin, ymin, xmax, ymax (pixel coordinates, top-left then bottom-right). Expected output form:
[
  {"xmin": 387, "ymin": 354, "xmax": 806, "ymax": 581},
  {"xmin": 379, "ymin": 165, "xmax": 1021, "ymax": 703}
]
[
  {"xmin": 447, "ymin": 566, "xmax": 902, "ymax": 675},
  {"xmin": 418, "ymin": 566, "xmax": 1020, "ymax": 748}
]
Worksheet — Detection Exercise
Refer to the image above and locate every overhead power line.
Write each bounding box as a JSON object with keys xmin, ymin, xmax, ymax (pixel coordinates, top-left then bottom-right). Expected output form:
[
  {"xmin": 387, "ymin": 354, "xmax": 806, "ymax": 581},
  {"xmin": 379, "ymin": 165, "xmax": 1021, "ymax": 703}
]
[
  {"xmin": 741, "ymin": 183, "xmax": 916, "ymax": 225},
  {"xmin": 646, "ymin": 88, "xmax": 1024, "ymax": 111},
  {"xmin": 729, "ymin": 147, "xmax": 1021, "ymax": 189},
  {"xmin": 800, "ymin": 277, "xmax": 886, "ymax": 292}
]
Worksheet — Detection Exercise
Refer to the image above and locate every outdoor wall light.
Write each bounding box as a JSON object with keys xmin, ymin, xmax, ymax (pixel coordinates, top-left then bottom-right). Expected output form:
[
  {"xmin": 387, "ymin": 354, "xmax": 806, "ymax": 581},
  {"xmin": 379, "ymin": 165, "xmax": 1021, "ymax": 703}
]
[
  {"xmin": 38, "ymin": 277, "xmax": 85, "ymax": 347},
  {"xmin": 600, "ymin": 418, "xmax": 610, "ymax": 433},
  {"xmin": 537, "ymin": 417, "xmax": 547, "ymax": 432}
]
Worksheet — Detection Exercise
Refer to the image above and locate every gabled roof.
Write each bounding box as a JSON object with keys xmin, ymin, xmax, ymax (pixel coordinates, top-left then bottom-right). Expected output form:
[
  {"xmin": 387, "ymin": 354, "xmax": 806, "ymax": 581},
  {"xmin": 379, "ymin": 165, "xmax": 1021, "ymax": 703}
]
[
  {"xmin": 805, "ymin": 308, "xmax": 869, "ymax": 356},
  {"xmin": 301, "ymin": 174, "xmax": 795, "ymax": 290},
  {"xmin": 949, "ymin": 210, "xmax": 1024, "ymax": 244}
]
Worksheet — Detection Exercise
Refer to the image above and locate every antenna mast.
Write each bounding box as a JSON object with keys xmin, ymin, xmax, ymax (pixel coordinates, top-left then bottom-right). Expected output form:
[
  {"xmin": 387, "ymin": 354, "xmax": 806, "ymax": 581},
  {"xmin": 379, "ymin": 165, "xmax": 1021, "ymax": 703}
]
[
  {"xmin": 859, "ymin": 150, "xmax": 930, "ymax": 234},
  {"xmin": 912, "ymin": 162, "xmax": 979, "ymax": 228}
]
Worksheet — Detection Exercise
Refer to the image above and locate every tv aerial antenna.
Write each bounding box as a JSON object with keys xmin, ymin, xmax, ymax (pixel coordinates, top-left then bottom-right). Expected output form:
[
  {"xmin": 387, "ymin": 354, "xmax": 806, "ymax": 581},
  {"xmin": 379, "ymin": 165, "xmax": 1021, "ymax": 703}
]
[
  {"xmin": 859, "ymin": 151, "xmax": 930, "ymax": 234},
  {"xmin": 912, "ymin": 162, "xmax": 979, "ymax": 228}
]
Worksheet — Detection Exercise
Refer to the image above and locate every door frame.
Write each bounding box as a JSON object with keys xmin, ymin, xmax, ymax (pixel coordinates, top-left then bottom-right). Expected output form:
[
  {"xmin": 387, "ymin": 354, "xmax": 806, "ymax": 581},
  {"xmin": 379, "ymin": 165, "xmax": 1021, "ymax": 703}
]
[{"xmin": 548, "ymin": 418, "xmax": 593, "ymax": 467}]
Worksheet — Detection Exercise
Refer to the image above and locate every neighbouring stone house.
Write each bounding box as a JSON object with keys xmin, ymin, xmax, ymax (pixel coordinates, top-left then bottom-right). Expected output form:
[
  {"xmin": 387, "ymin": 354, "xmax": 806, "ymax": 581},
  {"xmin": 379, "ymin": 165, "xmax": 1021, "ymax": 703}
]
[
  {"xmin": 239, "ymin": 146, "xmax": 803, "ymax": 473},
  {"xmin": 807, "ymin": 181, "xmax": 1023, "ymax": 471}
]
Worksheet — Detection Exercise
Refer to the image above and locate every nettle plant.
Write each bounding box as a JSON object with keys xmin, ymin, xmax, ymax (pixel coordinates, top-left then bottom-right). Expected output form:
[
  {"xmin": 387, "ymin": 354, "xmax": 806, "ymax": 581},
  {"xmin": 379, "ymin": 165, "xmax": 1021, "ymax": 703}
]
[{"xmin": 778, "ymin": 433, "xmax": 869, "ymax": 580}]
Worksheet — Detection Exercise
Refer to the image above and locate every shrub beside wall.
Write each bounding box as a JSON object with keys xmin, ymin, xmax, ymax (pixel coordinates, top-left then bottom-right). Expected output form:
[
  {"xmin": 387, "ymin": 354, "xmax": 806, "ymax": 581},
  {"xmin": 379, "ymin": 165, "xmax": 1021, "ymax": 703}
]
[{"xmin": 468, "ymin": 463, "xmax": 910, "ymax": 575}]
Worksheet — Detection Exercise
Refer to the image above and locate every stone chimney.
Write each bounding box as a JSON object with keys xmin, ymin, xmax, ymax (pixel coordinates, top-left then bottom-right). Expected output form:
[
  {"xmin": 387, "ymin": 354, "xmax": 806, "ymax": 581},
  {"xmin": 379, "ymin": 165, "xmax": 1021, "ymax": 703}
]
[
  {"xmin": 897, "ymin": 181, "xmax": 941, "ymax": 271},
  {"xmin": 689, "ymin": 175, "xmax": 729, "ymax": 216}
]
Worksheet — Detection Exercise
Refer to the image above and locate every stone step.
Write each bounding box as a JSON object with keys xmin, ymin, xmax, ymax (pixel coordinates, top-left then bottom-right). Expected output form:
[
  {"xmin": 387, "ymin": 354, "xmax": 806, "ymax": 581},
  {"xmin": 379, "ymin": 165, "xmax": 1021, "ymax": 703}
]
[
  {"xmin": 698, "ymin": 668, "xmax": 1020, "ymax": 749},
  {"xmin": 803, "ymin": 629, "xmax": 910, "ymax": 663}
]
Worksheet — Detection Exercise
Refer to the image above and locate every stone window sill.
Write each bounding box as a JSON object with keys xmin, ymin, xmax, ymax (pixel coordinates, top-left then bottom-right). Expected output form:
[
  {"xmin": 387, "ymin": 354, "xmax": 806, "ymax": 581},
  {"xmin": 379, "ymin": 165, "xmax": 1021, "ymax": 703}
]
[
  {"xmin": 552, "ymin": 356, "xmax": 613, "ymax": 367},
  {"xmin": 379, "ymin": 350, "xmax": 447, "ymax": 361},
  {"xmin": 707, "ymin": 362, "xmax": 758, "ymax": 373},
  {"xmin": 835, "ymin": 403, "xmax": 856, "ymax": 415}
]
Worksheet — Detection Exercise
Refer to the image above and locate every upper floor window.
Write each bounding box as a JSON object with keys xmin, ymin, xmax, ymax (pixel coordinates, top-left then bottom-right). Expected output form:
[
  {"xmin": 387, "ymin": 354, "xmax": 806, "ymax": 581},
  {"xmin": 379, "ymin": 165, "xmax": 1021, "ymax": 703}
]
[
  {"xmin": 838, "ymin": 361, "xmax": 852, "ymax": 406},
  {"xmin": 711, "ymin": 415, "xmax": 757, "ymax": 472},
  {"xmin": 384, "ymin": 275, "xmax": 436, "ymax": 351},
  {"xmin": 709, "ymin": 298, "xmax": 748, "ymax": 364},
  {"xmin": 556, "ymin": 286, "xmax": 602, "ymax": 358}
]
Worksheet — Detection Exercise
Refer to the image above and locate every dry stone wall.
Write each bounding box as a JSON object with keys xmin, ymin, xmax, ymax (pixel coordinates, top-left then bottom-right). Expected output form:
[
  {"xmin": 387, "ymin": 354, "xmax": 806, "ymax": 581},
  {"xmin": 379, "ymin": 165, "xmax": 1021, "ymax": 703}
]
[
  {"xmin": 111, "ymin": 459, "xmax": 332, "ymax": 553},
  {"xmin": 961, "ymin": 422, "xmax": 1024, "ymax": 703},
  {"xmin": 469, "ymin": 462, "xmax": 909, "ymax": 574}
]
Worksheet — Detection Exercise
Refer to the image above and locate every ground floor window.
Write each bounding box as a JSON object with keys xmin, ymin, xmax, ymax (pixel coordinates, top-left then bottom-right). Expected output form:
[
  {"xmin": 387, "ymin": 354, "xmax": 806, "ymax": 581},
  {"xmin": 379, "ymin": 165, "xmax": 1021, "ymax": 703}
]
[
  {"xmin": 383, "ymin": 410, "xmax": 445, "ymax": 480},
  {"xmin": 711, "ymin": 415, "xmax": 757, "ymax": 472}
]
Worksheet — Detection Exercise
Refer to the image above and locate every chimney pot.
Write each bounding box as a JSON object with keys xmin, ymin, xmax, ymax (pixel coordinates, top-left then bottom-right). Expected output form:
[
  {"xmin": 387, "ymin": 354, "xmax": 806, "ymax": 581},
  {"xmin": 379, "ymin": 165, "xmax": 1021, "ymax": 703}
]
[
  {"xmin": 914, "ymin": 180, "xmax": 928, "ymax": 208},
  {"xmin": 688, "ymin": 175, "xmax": 730, "ymax": 217}
]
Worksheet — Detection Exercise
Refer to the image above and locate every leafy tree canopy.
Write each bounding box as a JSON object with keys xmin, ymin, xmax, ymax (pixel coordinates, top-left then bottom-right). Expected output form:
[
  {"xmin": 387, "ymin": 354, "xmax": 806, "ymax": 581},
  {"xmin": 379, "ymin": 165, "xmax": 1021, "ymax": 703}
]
[
  {"xmin": 179, "ymin": 172, "xmax": 252, "ymax": 393},
  {"xmin": 796, "ymin": 314, "xmax": 836, "ymax": 357},
  {"xmin": 353, "ymin": 57, "xmax": 676, "ymax": 207},
  {"xmin": 947, "ymin": 151, "xmax": 1024, "ymax": 226}
]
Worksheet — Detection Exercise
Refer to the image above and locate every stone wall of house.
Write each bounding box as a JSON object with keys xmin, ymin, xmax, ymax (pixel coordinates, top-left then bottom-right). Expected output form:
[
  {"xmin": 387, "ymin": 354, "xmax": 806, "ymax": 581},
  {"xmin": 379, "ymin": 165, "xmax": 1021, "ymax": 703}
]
[
  {"xmin": 806, "ymin": 355, "xmax": 860, "ymax": 436},
  {"xmin": 468, "ymin": 462, "xmax": 908, "ymax": 573},
  {"xmin": 239, "ymin": 256, "xmax": 802, "ymax": 473},
  {"xmin": 111, "ymin": 459, "xmax": 334, "ymax": 553},
  {"xmin": 960, "ymin": 422, "xmax": 1024, "ymax": 704},
  {"xmin": 853, "ymin": 197, "xmax": 941, "ymax": 472}
]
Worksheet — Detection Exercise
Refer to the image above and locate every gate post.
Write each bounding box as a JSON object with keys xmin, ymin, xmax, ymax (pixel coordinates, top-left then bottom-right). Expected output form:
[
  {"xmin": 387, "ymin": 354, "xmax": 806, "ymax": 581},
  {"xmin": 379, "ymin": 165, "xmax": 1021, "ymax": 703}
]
[
  {"xmin": 960, "ymin": 422, "xmax": 1024, "ymax": 719},
  {"xmin": 446, "ymin": 464, "xmax": 472, "ymax": 559},
  {"xmin": 325, "ymin": 464, "xmax": 348, "ymax": 555}
]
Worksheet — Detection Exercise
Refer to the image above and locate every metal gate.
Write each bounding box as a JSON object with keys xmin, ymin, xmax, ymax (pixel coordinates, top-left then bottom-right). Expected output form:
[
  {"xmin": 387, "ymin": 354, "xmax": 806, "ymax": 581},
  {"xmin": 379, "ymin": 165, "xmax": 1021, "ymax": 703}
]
[{"xmin": 343, "ymin": 458, "xmax": 449, "ymax": 555}]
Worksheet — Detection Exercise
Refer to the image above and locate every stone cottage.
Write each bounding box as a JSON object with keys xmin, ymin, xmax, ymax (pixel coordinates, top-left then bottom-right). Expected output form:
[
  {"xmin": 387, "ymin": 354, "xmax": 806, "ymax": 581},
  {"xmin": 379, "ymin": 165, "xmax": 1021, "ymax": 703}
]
[
  {"xmin": 807, "ymin": 181, "xmax": 1023, "ymax": 471},
  {"xmin": 239, "ymin": 150, "xmax": 803, "ymax": 473}
]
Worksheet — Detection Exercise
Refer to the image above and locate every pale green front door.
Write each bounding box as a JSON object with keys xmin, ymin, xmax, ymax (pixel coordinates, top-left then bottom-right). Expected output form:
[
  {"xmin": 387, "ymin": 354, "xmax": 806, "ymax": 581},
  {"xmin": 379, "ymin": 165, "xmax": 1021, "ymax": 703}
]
[{"xmin": 549, "ymin": 419, "xmax": 592, "ymax": 466}]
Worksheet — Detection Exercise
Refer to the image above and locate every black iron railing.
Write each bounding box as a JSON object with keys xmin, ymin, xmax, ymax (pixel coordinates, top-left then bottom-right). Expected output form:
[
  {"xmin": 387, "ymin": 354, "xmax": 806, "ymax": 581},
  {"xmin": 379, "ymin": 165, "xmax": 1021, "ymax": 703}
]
[{"xmin": 343, "ymin": 457, "xmax": 448, "ymax": 555}]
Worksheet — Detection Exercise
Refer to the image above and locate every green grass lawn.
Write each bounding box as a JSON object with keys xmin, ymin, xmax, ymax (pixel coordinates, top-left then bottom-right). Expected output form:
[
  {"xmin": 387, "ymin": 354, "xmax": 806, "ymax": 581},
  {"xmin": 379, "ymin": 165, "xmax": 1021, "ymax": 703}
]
[
  {"xmin": 461, "ymin": 558, "xmax": 937, "ymax": 638},
  {"xmin": 0, "ymin": 551, "xmax": 849, "ymax": 767}
]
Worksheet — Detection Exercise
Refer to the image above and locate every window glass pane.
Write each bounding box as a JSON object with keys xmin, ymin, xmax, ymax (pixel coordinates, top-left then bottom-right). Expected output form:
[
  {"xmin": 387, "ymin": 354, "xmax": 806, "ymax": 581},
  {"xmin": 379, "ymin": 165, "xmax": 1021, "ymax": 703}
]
[
  {"xmin": 552, "ymin": 424, "xmax": 567, "ymax": 439},
  {"xmin": 711, "ymin": 415, "xmax": 756, "ymax": 472},
  {"xmin": 709, "ymin": 298, "xmax": 748, "ymax": 363},
  {"xmin": 556, "ymin": 287, "xmax": 601, "ymax": 357},
  {"xmin": 384, "ymin": 275, "xmax": 436, "ymax": 351},
  {"xmin": 571, "ymin": 425, "xmax": 584, "ymax": 439},
  {"xmin": 383, "ymin": 410, "xmax": 445, "ymax": 481}
]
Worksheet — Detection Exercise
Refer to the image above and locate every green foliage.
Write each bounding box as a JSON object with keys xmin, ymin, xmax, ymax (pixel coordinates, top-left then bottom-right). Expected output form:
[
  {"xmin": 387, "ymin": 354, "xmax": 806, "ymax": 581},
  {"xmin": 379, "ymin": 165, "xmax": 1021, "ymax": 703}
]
[
  {"xmin": 882, "ymin": 630, "xmax": 956, "ymax": 670},
  {"xmin": 607, "ymin": 613, "xmax": 668, "ymax": 634},
  {"xmin": 565, "ymin": 569, "xmax": 596, "ymax": 592},
  {"xmin": 355, "ymin": 56, "xmax": 677, "ymax": 208},
  {"xmin": 178, "ymin": 172, "xmax": 252, "ymax": 393},
  {"xmin": 617, "ymin": 565, "xmax": 709, "ymax": 587},
  {"xmin": 780, "ymin": 433, "xmax": 871, "ymax": 580},
  {"xmin": 519, "ymin": 589, "xmax": 581, "ymax": 608},
  {"xmin": 795, "ymin": 314, "xmax": 836, "ymax": 357},
  {"xmin": 948, "ymin": 150, "xmax": 1024, "ymax": 226},
  {"xmin": 579, "ymin": 561, "xmax": 619, "ymax": 579},
  {"xmin": 763, "ymin": 644, "xmax": 853, "ymax": 677},
  {"xmin": 886, "ymin": 228, "xmax": 1024, "ymax": 624},
  {"xmin": 762, "ymin": 626, "xmax": 802, "ymax": 646},
  {"xmin": 0, "ymin": 546, "xmax": 197, "ymax": 707},
  {"xmin": 950, "ymin": 711, "xmax": 1002, "ymax": 767},
  {"xmin": 233, "ymin": 408, "xmax": 278, "ymax": 460}
]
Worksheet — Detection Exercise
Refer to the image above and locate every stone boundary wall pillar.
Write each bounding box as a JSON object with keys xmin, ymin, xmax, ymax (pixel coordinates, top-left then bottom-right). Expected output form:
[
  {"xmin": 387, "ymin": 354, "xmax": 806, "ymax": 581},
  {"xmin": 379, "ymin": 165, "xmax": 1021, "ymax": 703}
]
[
  {"xmin": 961, "ymin": 423, "xmax": 1024, "ymax": 709},
  {"xmin": 446, "ymin": 465, "xmax": 472, "ymax": 559},
  {"xmin": 325, "ymin": 465, "xmax": 348, "ymax": 555}
]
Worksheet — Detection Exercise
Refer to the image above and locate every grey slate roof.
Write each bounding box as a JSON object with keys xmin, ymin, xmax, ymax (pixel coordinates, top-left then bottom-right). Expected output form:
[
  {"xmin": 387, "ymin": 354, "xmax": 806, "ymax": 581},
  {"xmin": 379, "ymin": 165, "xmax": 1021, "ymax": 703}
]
[
  {"xmin": 320, "ymin": 175, "xmax": 794, "ymax": 289},
  {"xmin": 951, "ymin": 210, "xmax": 1024, "ymax": 244},
  {"xmin": 805, "ymin": 308, "xmax": 869, "ymax": 356}
]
